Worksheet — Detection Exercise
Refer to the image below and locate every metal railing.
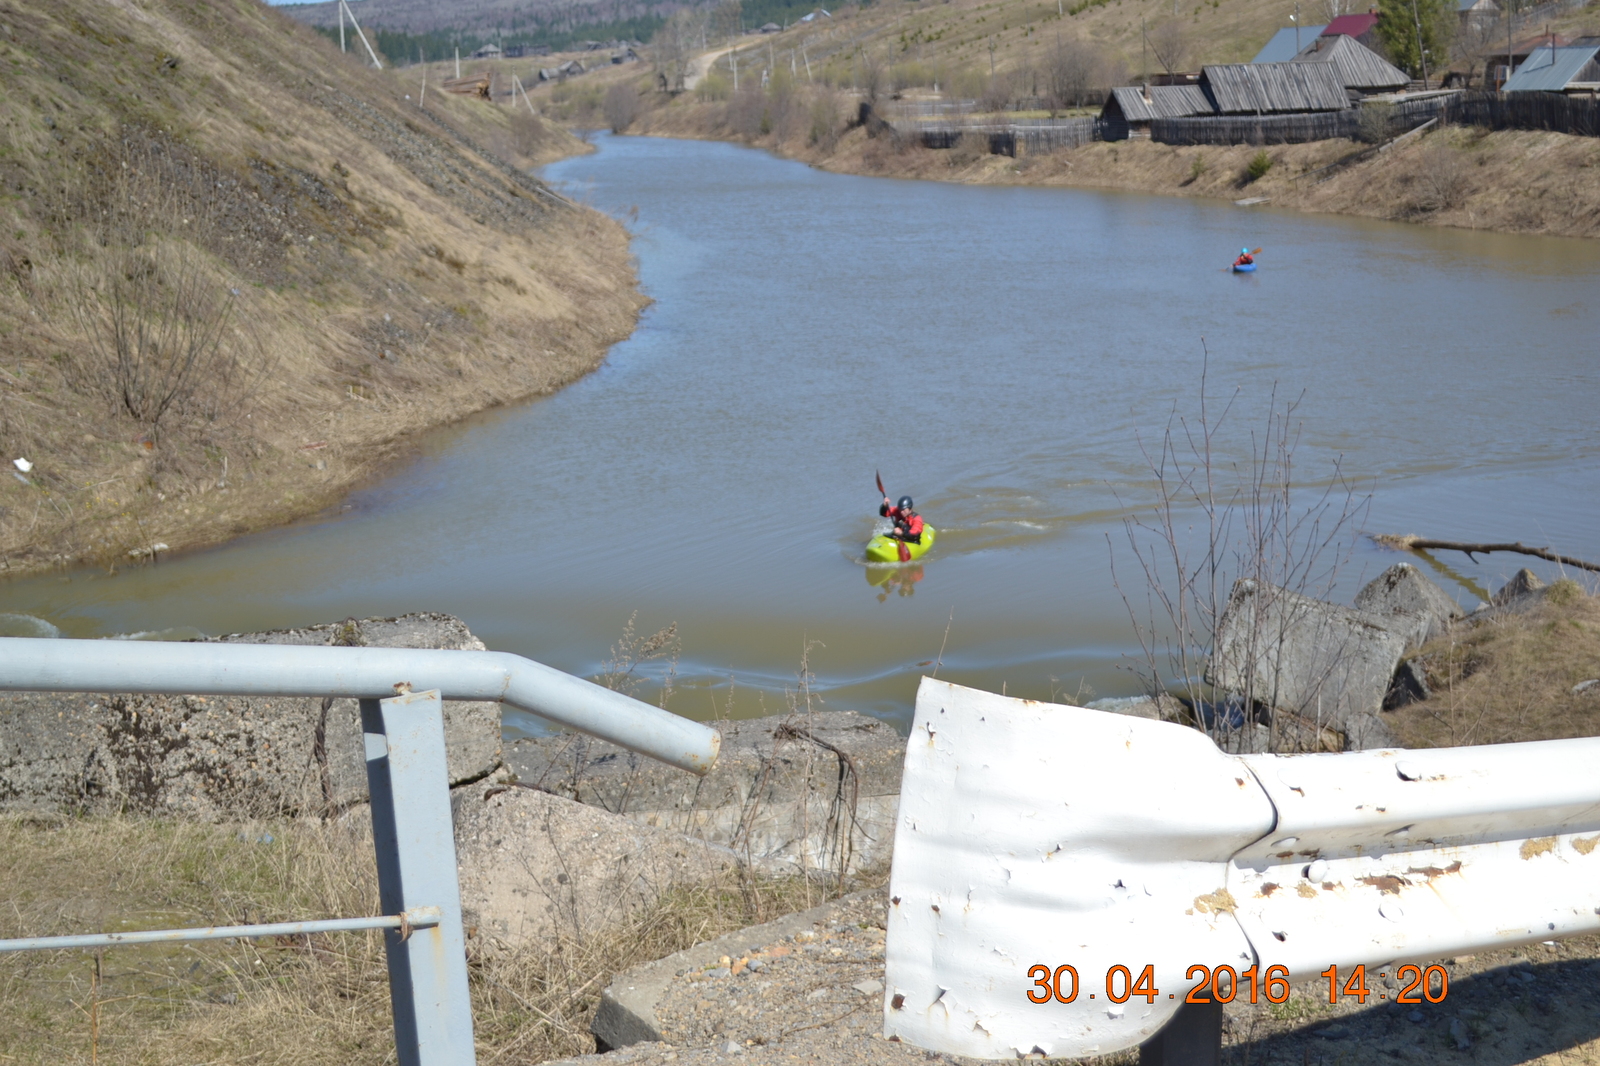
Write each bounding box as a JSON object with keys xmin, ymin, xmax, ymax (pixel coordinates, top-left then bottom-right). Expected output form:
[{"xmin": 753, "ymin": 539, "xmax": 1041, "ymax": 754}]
[{"xmin": 0, "ymin": 637, "xmax": 722, "ymax": 1066}]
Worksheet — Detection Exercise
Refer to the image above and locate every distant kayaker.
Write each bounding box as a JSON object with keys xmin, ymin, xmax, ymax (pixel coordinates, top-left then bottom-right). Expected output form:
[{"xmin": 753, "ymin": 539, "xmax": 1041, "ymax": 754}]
[
  {"xmin": 1234, "ymin": 247, "xmax": 1255, "ymax": 267},
  {"xmin": 880, "ymin": 495, "xmax": 925, "ymax": 561}
]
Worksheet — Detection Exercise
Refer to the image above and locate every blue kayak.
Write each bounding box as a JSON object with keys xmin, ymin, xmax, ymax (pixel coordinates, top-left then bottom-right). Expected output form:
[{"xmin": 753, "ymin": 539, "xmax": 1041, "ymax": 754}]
[{"xmin": 1232, "ymin": 262, "xmax": 1257, "ymax": 273}]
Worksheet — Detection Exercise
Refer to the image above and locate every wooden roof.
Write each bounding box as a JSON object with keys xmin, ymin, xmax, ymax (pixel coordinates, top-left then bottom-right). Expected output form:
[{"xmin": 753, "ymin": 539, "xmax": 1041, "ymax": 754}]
[
  {"xmin": 1291, "ymin": 34, "xmax": 1410, "ymax": 91},
  {"xmin": 1200, "ymin": 62, "xmax": 1351, "ymax": 113},
  {"xmin": 1107, "ymin": 84, "xmax": 1213, "ymax": 122}
]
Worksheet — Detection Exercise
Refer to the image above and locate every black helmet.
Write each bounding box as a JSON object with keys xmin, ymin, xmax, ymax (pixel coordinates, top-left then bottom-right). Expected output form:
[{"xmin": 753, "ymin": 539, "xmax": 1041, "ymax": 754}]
[{"xmin": 897, "ymin": 496, "xmax": 914, "ymax": 512}]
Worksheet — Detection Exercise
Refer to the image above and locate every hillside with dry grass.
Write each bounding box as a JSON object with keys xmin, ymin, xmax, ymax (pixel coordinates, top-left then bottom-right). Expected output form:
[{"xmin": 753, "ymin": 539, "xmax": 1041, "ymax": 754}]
[{"xmin": 0, "ymin": 0, "xmax": 643, "ymax": 579}]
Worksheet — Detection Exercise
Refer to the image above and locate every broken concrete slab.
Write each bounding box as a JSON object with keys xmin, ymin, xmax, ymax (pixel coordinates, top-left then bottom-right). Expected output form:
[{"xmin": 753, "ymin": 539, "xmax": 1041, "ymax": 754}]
[
  {"xmin": 1354, "ymin": 563, "xmax": 1464, "ymax": 650},
  {"xmin": 1209, "ymin": 579, "xmax": 1404, "ymax": 749},
  {"xmin": 1491, "ymin": 568, "xmax": 1550, "ymax": 612},
  {"xmin": 0, "ymin": 613, "xmax": 501, "ymax": 819},
  {"xmin": 506, "ymin": 711, "xmax": 903, "ymax": 876},
  {"xmin": 592, "ymin": 889, "xmax": 882, "ymax": 1051},
  {"xmin": 452, "ymin": 777, "xmax": 742, "ymax": 956}
]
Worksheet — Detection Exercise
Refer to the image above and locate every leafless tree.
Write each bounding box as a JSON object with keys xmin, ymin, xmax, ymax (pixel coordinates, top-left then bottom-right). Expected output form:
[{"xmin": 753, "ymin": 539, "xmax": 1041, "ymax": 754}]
[
  {"xmin": 603, "ymin": 81, "xmax": 641, "ymax": 132},
  {"xmin": 1046, "ymin": 37, "xmax": 1099, "ymax": 110},
  {"xmin": 712, "ymin": 0, "xmax": 744, "ymax": 42},
  {"xmin": 1147, "ymin": 19, "xmax": 1190, "ymax": 77},
  {"xmin": 1109, "ymin": 346, "xmax": 1371, "ymax": 753},
  {"xmin": 651, "ymin": 9, "xmax": 706, "ymax": 93}
]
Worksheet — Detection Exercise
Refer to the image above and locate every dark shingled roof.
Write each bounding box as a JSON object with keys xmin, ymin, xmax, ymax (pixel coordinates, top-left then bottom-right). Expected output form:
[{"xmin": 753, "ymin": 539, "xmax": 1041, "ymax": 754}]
[
  {"xmin": 1291, "ymin": 34, "xmax": 1410, "ymax": 91},
  {"xmin": 1107, "ymin": 84, "xmax": 1213, "ymax": 122},
  {"xmin": 1199, "ymin": 62, "xmax": 1351, "ymax": 113}
]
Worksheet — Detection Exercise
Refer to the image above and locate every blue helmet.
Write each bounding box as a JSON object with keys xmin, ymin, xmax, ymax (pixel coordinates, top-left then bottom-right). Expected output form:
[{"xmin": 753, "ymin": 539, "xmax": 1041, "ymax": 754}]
[{"xmin": 1241, "ymin": 247, "xmax": 1250, "ymax": 255}]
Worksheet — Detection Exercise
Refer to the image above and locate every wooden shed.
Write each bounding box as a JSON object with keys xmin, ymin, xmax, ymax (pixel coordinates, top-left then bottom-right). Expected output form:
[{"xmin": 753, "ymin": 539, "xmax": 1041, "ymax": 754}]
[{"xmin": 1100, "ymin": 84, "xmax": 1212, "ymax": 137}]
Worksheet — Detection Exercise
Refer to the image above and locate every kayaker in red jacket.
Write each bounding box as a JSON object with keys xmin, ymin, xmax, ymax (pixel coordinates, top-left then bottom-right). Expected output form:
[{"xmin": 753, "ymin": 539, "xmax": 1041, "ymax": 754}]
[
  {"xmin": 880, "ymin": 495, "xmax": 924, "ymax": 545},
  {"xmin": 1234, "ymin": 247, "xmax": 1254, "ymax": 267}
]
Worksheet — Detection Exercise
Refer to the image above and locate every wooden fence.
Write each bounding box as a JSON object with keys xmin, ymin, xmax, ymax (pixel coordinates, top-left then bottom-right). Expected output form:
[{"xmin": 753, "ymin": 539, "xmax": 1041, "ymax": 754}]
[
  {"xmin": 907, "ymin": 117, "xmax": 1102, "ymax": 155},
  {"xmin": 1442, "ymin": 91, "xmax": 1600, "ymax": 136},
  {"xmin": 1150, "ymin": 95, "xmax": 1452, "ymax": 146}
]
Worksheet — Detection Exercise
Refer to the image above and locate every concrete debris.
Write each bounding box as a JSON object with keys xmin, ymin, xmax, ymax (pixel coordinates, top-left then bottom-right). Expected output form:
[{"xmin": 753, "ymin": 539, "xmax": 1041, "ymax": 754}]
[
  {"xmin": 1353, "ymin": 562, "xmax": 1464, "ymax": 650},
  {"xmin": 1490, "ymin": 567, "xmax": 1550, "ymax": 612},
  {"xmin": 1209, "ymin": 579, "xmax": 1403, "ymax": 749},
  {"xmin": 506, "ymin": 711, "xmax": 903, "ymax": 876},
  {"xmin": 453, "ymin": 780, "xmax": 741, "ymax": 955},
  {"xmin": 0, "ymin": 613, "xmax": 500, "ymax": 819}
]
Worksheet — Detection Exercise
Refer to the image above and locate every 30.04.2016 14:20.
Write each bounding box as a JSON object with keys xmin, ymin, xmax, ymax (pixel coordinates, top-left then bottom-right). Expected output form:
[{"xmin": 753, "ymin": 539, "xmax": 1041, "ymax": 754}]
[{"xmin": 1025, "ymin": 963, "xmax": 1450, "ymax": 1005}]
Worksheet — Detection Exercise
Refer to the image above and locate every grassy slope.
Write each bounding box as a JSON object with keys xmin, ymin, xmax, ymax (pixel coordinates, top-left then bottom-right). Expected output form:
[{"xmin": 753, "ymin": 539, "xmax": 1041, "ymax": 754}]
[{"xmin": 0, "ymin": 0, "xmax": 642, "ymax": 579}]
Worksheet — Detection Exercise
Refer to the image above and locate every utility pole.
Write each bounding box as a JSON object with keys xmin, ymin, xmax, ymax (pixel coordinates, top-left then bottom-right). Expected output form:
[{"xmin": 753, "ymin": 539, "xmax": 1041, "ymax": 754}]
[
  {"xmin": 1294, "ymin": 2, "xmax": 1301, "ymax": 53},
  {"xmin": 419, "ymin": 47, "xmax": 426, "ymax": 107},
  {"xmin": 338, "ymin": 0, "xmax": 382, "ymax": 69},
  {"xmin": 455, "ymin": 46, "xmax": 461, "ymax": 78},
  {"xmin": 338, "ymin": 0, "xmax": 346, "ymax": 52},
  {"xmin": 732, "ymin": 45, "xmax": 738, "ymax": 90},
  {"xmin": 1141, "ymin": 16, "xmax": 1147, "ymax": 84},
  {"xmin": 1409, "ymin": 0, "xmax": 1429, "ymax": 88}
]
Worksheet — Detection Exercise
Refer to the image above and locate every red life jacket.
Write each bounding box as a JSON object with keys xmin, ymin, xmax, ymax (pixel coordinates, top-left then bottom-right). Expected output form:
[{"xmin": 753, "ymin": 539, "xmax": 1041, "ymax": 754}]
[{"xmin": 885, "ymin": 505, "xmax": 923, "ymax": 538}]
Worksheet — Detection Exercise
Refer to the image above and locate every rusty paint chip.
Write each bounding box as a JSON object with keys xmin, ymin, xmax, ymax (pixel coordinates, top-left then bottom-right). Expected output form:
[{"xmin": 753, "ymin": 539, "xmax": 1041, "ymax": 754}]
[
  {"xmin": 1359, "ymin": 874, "xmax": 1412, "ymax": 895},
  {"xmin": 1192, "ymin": 889, "xmax": 1237, "ymax": 915},
  {"xmin": 1521, "ymin": 837, "xmax": 1557, "ymax": 860},
  {"xmin": 891, "ymin": 994, "xmax": 905, "ymax": 1010},
  {"xmin": 1574, "ymin": 835, "xmax": 1600, "ymax": 856},
  {"xmin": 1259, "ymin": 882, "xmax": 1280, "ymax": 897},
  {"xmin": 1296, "ymin": 883, "xmax": 1317, "ymax": 898},
  {"xmin": 1406, "ymin": 861, "xmax": 1463, "ymax": 879}
]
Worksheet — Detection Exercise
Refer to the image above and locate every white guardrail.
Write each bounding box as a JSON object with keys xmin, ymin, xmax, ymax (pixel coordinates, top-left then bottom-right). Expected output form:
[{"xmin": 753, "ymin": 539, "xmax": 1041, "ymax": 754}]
[{"xmin": 883, "ymin": 678, "xmax": 1600, "ymax": 1059}]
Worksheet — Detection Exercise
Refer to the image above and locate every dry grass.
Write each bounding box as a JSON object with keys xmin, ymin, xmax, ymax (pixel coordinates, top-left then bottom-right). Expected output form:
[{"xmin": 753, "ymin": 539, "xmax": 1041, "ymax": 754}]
[
  {"xmin": 0, "ymin": 812, "xmax": 874, "ymax": 1066},
  {"xmin": 1385, "ymin": 581, "xmax": 1600, "ymax": 749},
  {"xmin": 0, "ymin": 0, "xmax": 641, "ymax": 579}
]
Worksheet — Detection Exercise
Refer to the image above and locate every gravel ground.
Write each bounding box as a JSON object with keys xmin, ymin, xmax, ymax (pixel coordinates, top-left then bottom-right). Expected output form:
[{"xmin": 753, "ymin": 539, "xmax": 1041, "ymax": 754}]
[{"xmin": 561, "ymin": 892, "xmax": 1600, "ymax": 1066}]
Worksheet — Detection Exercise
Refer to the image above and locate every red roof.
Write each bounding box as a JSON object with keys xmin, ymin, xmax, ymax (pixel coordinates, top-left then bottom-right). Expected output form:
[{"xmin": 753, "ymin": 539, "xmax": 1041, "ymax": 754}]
[{"xmin": 1322, "ymin": 13, "xmax": 1379, "ymax": 37}]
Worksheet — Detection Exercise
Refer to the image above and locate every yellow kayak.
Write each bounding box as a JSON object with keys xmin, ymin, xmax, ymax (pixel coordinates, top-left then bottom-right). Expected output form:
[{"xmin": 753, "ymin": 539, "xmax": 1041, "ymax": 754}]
[{"xmin": 865, "ymin": 525, "xmax": 936, "ymax": 563}]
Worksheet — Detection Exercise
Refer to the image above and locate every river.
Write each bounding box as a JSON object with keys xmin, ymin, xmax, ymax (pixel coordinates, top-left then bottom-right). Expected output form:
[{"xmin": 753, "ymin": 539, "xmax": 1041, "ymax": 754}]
[{"xmin": 4, "ymin": 134, "xmax": 1598, "ymax": 736}]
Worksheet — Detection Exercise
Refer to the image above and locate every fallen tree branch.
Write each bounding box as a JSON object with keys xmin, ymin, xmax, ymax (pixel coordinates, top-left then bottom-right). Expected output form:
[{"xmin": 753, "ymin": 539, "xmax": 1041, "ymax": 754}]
[{"xmin": 1372, "ymin": 534, "xmax": 1600, "ymax": 573}]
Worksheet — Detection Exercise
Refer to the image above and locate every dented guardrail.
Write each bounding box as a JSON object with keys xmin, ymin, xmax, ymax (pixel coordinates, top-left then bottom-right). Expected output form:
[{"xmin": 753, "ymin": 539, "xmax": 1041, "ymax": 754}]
[{"xmin": 882, "ymin": 678, "xmax": 1600, "ymax": 1060}]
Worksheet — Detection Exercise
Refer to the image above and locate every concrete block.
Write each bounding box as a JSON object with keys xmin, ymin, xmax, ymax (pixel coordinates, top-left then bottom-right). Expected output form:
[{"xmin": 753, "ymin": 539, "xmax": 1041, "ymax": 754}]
[
  {"xmin": 1353, "ymin": 563, "xmax": 1465, "ymax": 650},
  {"xmin": 452, "ymin": 779, "xmax": 741, "ymax": 955},
  {"xmin": 0, "ymin": 613, "xmax": 501, "ymax": 818},
  {"xmin": 1209, "ymin": 579, "xmax": 1404, "ymax": 749},
  {"xmin": 506, "ymin": 711, "xmax": 903, "ymax": 875}
]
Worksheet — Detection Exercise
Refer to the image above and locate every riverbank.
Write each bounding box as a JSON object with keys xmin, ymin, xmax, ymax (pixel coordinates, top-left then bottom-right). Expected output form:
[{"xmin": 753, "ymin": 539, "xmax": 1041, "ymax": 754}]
[
  {"xmin": 609, "ymin": 83, "xmax": 1600, "ymax": 240},
  {"xmin": 0, "ymin": 0, "xmax": 640, "ymax": 582}
]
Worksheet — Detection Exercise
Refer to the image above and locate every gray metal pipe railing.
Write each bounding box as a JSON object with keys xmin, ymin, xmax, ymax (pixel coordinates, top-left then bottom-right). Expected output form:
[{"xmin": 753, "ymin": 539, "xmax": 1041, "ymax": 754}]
[
  {"xmin": 0, "ymin": 906, "xmax": 442, "ymax": 953},
  {"xmin": 0, "ymin": 637, "xmax": 720, "ymax": 774}
]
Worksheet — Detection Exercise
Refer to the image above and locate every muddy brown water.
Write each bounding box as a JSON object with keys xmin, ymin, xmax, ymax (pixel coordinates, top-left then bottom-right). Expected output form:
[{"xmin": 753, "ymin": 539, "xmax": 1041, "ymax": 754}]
[{"xmin": 4, "ymin": 134, "xmax": 1599, "ymax": 737}]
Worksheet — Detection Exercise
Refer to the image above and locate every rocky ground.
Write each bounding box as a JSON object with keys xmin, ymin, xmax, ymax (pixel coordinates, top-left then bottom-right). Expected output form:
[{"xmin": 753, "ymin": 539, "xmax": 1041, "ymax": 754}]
[{"xmin": 576, "ymin": 889, "xmax": 1600, "ymax": 1066}]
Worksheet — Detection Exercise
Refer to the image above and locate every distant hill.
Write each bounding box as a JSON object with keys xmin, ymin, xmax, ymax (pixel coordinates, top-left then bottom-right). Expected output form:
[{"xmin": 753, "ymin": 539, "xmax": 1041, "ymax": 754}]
[{"xmin": 278, "ymin": 0, "xmax": 678, "ymax": 57}]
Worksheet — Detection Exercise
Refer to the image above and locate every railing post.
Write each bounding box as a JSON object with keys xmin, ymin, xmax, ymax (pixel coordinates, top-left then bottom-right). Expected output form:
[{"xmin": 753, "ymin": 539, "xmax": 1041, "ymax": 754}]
[
  {"xmin": 363, "ymin": 689, "xmax": 476, "ymax": 1066},
  {"xmin": 1139, "ymin": 999, "xmax": 1222, "ymax": 1066}
]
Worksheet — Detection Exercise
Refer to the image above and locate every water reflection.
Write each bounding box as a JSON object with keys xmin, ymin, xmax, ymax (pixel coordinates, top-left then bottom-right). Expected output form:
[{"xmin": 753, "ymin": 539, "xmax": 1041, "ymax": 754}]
[{"xmin": 866, "ymin": 564, "xmax": 925, "ymax": 601}]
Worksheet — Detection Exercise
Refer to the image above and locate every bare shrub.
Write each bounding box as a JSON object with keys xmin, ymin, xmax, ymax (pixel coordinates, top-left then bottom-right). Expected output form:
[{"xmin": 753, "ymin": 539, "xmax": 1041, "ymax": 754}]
[
  {"xmin": 1413, "ymin": 141, "xmax": 1470, "ymax": 211},
  {"xmin": 1357, "ymin": 101, "xmax": 1397, "ymax": 144},
  {"xmin": 808, "ymin": 92, "xmax": 842, "ymax": 149},
  {"xmin": 726, "ymin": 85, "xmax": 767, "ymax": 140},
  {"xmin": 947, "ymin": 131, "xmax": 990, "ymax": 166},
  {"xmin": 855, "ymin": 50, "xmax": 886, "ymax": 103},
  {"xmin": 1110, "ymin": 347, "xmax": 1370, "ymax": 753},
  {"xmin": 603, "ymin": 81, "xmax": 641, "ymax": 133}
]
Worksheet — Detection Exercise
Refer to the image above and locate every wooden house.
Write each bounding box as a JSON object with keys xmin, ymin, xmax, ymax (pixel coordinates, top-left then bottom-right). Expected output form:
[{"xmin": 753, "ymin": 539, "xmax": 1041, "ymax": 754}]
[{"xmin": 1290, "ymin": 33, "xmax": 1410, "ymax": 95}]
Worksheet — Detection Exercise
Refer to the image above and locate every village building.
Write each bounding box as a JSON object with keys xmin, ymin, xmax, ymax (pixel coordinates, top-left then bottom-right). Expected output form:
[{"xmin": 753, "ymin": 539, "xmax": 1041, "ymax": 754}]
[
  {"xmin": 1199, "ymin": 62, "xmax": 1351, "ymax": 113},
  {"xmin": 1319, "ymin": 12, "xmax": 1384, "ymax": 51},
  {"xmin": 1100, "ymin": 84, "xmax": 1211, "ymax": 137},
  {"xmin": 1290, "ymin": 32, "xmax": 1410, "ymax": 95},
  {"xmin": 1482, "ymin": 32, "xmax": 1570, "ymax": 87},
  {"xmin": 1252, "ymin": 24, "xmax": 1329, "ymax": 63},
  {"xmin": 758, "ymin": 22, "xmax": 782, "ymax": 33},
  {"xmin": 471, "ymin": 43, "xmax": 503, "ymax": 60},
  {"xmin": 1503, "ymin": 40, "xmax": 1600, "ymax": 92},
  {"xmin": 1457, "ymin": 0, "xmax": 1500, "ymax": 28}
]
